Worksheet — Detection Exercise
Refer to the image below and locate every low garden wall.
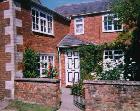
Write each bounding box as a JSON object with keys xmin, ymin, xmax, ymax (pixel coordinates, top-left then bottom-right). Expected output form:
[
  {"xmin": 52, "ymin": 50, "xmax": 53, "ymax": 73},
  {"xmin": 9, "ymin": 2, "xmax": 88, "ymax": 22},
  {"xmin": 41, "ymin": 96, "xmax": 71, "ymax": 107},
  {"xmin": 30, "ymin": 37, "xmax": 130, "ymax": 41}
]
[
  {"xmin": 84, "ymin": 80, "xmax": 140, "ymax": 111},
  {"xmin": 15, "ymin": 78, "xmax": 61, "ymax": 109}
]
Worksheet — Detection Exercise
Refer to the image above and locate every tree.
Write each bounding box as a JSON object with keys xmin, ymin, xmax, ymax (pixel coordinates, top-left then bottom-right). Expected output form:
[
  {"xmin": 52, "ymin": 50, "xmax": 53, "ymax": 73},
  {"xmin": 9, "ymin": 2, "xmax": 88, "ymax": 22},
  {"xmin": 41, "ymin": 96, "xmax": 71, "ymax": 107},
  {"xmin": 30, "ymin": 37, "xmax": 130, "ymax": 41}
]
[
  {"xmin": 111, "ymin": 0, "xmax": 140, "ymax": 80},
  {"xmin": 111, "ymin": 0, "xmax": 140, "ymax": 29}
]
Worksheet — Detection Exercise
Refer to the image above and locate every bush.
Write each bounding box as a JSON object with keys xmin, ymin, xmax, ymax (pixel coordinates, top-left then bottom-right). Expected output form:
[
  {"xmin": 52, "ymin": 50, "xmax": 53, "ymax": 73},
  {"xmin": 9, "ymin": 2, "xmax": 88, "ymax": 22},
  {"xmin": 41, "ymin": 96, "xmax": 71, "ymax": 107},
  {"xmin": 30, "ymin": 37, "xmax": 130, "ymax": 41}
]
[
  {"xmin": 71, "ymin": 81, "xmax": 83, "ymax": 96},
  {"xmin": 23, "ymin": 48, "xmax": 39, "ymax": 78},
  {"xmin": 98, "ymin": 68, "xmax": 123, "ymax": 80}
]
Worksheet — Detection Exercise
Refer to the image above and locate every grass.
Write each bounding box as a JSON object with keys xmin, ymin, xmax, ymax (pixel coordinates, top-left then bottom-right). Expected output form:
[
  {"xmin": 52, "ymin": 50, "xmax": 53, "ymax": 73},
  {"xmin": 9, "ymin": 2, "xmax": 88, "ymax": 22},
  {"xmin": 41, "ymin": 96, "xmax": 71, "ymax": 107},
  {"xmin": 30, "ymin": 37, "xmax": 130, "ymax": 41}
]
[{"xmin": 5, "ymin": 100, "xmax": 55, "ymax": 111}]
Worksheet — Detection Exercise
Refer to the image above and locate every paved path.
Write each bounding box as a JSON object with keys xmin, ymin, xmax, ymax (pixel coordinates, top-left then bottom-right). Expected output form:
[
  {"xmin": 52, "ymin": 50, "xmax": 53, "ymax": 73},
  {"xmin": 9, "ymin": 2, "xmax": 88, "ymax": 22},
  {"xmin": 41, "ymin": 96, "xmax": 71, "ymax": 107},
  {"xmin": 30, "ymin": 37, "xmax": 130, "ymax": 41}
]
[
  {"xmin": 58, "ymin": 88, "xmax": 81, "ymax": 111},
  {"xmin": 0, "ymin": 100, "xmax": 9, "ymax": 111}
]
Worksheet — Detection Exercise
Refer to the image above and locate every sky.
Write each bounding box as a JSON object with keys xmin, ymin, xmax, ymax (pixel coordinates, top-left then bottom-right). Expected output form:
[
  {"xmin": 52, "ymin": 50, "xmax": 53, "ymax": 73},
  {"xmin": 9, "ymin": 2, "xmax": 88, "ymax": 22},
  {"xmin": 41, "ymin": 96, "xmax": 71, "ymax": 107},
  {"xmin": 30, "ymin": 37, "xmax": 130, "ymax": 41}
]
[{"xmin": 41, "ymin": 0, "xmax": 95, "ymax": 9}]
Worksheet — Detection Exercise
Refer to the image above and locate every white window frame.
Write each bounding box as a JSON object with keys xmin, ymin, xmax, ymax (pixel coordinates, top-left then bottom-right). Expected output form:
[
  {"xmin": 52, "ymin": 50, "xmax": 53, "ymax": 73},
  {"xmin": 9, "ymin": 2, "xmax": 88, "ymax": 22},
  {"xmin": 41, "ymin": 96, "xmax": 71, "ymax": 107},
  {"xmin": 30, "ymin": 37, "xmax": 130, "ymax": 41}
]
[
  {"xmin": 39, "ymin": 54, "xmax": 55, "ymax": 77},
  {"xmin": 74, "ymin": 17, "xmax": 84, "ymax": 35},
  {"xmin": 32, "ymin": 8, "xmax": 54, "ymax": 35},
  {"xmin": 103, "ymin": 50, "xmax": 124, "ymax": 70},
  {"xmin": 103, "ymin": 50, "xmax": 124, "ymax": 60},
  {"xmin": 102, "ymin": 14, "xmax": 123, "ymax": 32}
]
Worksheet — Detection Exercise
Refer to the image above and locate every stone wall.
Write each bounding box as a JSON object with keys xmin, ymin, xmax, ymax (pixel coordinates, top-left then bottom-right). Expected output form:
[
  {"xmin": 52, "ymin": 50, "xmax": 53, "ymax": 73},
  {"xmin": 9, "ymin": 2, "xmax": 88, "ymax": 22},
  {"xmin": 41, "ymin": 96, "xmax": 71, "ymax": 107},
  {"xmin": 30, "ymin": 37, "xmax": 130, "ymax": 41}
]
[
  {"xmin": 84, "ymin": 80, "xmax": 140, "ymax": 111},
  {"xmin": 0, "ymin": 0, "xmax": 15, "ymax": 100},
  {"xmin": 15, "ymin": 78, "xmax": 61, "ymax": 109}
]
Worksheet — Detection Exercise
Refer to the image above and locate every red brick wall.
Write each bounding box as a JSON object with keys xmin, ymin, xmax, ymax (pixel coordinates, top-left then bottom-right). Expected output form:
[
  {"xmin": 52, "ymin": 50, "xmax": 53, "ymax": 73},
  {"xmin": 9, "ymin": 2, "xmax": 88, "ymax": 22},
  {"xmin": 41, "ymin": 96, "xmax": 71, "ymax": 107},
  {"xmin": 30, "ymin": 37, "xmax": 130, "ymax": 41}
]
[
  {"xmin": 0, "ymin": 1, "xmax": 11, "ymax": 100},
  {"xmin": 15, "ymin": 78, "xmax": 61, "ymax": 109},
  {"xmin": 17, "ymin": 2, "xmax": 70, "ymax": 71},
  {"xmin": 84, "ymin": 80, "xmax": 140, "ymax": 111},
  {"xmin": 69, "ymin": 14, "xmax": 119, "ymax": 44},
  {"xmin": 60, "ymin": 50, "xmax": 66, "ymax": 87}
]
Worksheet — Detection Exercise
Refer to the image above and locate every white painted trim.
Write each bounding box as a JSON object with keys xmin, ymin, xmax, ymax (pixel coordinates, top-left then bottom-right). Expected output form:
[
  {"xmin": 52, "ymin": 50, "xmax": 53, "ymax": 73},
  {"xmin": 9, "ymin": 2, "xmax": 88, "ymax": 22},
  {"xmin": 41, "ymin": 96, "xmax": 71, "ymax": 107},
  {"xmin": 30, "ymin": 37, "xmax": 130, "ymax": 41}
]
[
  {"xmin": 65, "ymin": 50, "xmax": 80, "ymax": 86},
  {"xmin": 102, "ymin": 14, "xmax": 123, "ymax": 33},
  {"xmin": 39, "ymin": 53, "xmax": 55, "ymax": 77},
  {"xmin": 74, "ymin": 17, "xmax": 84, "ymax": 35},
  {"xmin": 31, "ymin": 8, "xmax": 54, "ymax": 36},
  {"xmin": 64, "ymin": 51, "xmax": 68, "ymax": 85},
  {"xmin": 58, "ymin": 48, "xmax": 62, "ymax": 86},
  {"xmin": 71, "ymin": 10, "xmax": 110, "ymax": 17}
]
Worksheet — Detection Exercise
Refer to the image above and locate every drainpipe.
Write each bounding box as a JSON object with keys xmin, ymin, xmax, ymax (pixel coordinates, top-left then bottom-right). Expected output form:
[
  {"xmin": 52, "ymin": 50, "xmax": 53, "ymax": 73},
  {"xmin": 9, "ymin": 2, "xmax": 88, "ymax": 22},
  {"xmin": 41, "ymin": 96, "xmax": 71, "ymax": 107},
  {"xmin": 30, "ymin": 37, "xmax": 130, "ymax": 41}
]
[{"xmin": 58, "ymin": 47, "xmax": 62, "ymax": 87}]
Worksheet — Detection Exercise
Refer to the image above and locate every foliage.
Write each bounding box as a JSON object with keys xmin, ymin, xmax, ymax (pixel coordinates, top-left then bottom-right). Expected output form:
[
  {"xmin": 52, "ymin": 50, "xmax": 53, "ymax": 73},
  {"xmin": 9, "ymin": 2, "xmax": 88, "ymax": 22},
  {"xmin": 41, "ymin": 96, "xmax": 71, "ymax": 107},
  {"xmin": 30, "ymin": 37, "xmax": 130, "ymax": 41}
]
[
  {"xmin": 42, "ymin": 63, "xmax": 58, "ymax": 79},
  {"xmin": 124, "ymin": 28, "xmax": 140, "ymax": 81},
  {"xmin": 78, "ymin": 45, "xmax": 103, "ymax": 81},
  {"xmin": 111, "ymin": 0, "xmax": 140, "ymax": 81},
  {"xmin": 78, "ymin": 44, "xmax": 126, "ymax": 81},
  {"xmin": 23, "ymin": 48, "xmax": 39, "ymax": 78},
  {"xmin": 71, "ymin": 81, "xmax": 83, "ymax": 96},
  {"xmin": 111, "ymin": 0, "xmax": 140, "ymax": 28},
  {"xmin": 98, "ymin": 67, "xmax": 123, "ymax": 80},
  {"xmin": 6, "ymin": 100, "xmax": 53, "ymax": 111}
]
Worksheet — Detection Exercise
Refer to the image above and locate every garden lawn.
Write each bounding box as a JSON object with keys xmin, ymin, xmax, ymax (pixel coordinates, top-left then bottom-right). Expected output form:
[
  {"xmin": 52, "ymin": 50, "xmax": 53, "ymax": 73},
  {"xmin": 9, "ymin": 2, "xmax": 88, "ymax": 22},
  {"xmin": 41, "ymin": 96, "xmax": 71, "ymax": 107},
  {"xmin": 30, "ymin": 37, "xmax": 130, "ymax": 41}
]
[{"xmin": 5, "ymin": 100, "xmax": 54, "ymax": 111}]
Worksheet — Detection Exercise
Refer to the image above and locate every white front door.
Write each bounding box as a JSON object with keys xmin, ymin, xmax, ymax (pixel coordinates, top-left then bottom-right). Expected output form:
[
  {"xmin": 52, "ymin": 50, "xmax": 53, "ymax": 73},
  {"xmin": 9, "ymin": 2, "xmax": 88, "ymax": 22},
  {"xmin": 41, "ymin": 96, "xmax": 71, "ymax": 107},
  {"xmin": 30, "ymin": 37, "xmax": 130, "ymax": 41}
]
[{"xmin": 65, "ymin": 50, "xmax": 80, "ymax": 86}]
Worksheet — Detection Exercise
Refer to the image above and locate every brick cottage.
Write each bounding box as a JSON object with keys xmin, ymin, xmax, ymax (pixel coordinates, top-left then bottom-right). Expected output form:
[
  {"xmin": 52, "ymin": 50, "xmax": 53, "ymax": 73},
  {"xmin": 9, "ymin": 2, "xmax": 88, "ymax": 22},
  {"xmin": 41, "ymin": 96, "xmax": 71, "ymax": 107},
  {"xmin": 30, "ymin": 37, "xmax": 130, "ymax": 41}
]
[{"xmin": 0, "ymin": 0, "xmax": 124, "ymax": 100}]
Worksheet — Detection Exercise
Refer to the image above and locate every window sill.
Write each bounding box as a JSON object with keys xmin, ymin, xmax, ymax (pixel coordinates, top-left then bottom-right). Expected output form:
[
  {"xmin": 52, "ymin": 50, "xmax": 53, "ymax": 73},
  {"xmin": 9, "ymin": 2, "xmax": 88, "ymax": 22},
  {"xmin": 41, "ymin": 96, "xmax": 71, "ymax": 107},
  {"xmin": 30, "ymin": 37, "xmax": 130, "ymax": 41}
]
[
  {"xmin": 32, "ymin": 30, "xmax": 54, "ymax": 36},
  {"xmin": 102, "ymin": 30, "xmax": 123, "ymax": 33},
  {"xmin": 32, "ymin": 30, "xmax": 54, "ymax": 37},
  {"xmin": 75, "ymin": 33, "xmax": 84, "ymax": 35}
]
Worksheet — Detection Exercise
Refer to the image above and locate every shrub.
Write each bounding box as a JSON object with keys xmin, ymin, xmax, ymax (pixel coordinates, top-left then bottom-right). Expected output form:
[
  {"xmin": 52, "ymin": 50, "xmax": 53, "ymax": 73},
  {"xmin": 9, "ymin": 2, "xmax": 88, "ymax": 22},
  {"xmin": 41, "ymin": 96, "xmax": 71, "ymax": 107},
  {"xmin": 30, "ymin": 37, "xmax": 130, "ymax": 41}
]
[{"xmin": 23, "ymin": 48, "xmax": 39, "ymax": 78}]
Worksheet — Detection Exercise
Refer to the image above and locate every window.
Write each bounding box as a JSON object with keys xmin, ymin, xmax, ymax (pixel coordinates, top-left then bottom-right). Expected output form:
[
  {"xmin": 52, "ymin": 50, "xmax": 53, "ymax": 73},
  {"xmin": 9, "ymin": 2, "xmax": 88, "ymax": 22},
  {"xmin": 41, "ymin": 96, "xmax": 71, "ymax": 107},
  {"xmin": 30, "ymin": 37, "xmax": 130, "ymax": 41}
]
[
  {"xmin": 104, "ymin": 50, "xmax": 124, "ymax": 60},
  {"xmin": 102, "ymin": 14, "xmax": 123, "ymax": 32},
  {"xmin": 32, "ymin": 8, "xmax": 53, "ymax": 35},
  {"xmin": 39, "ymin": 54, "xmax": 54, "ymax": 77},
  {"xmin": 103, "ymin": 50, "xmax": 124, "ymax": 70},
  {"xmin": 74, "ymin": 17, "xmax": 84, "ymax": 35}
]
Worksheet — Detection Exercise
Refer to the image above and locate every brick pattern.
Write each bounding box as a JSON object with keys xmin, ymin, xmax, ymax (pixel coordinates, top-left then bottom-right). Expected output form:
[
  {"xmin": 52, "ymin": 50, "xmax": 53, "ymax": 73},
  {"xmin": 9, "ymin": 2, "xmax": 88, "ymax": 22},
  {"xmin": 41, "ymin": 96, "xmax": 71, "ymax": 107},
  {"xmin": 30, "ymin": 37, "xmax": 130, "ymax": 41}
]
[
  {"xmin": 59, "ymin": 50, "xmax": 66, "ymax": 87},
  {"xmin": 69, "ymin": 15, "xmax": 118, "ymax": 44},
  {"xmin": 84, "ymin": 81, "xmax": 140, "ymax": 111},
  {"xmin": 15, "ymin": 78, "xmax": 61, "ymax": 109},
  {"xmin": 0, "ymin": 0, "xmax": 12, "ymax": 100},
  {"xmin": 17, "ymin": 1, "xmax": 70, "ymax": 76}
]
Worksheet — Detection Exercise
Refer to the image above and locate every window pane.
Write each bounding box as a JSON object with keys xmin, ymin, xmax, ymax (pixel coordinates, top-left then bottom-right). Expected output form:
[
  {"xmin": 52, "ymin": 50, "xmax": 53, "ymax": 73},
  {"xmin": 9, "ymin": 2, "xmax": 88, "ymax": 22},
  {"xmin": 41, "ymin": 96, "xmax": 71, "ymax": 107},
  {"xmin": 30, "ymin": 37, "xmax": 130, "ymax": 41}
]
[
  {"xmin": 76, "ymin": 18, "xmax": 82, "ymax": 22},
  {"xmin": 32, "ymin": 9, "xmax": 35, "ymax": 16},
  {"xmin": 76, "ymin": 24, "xmax": 83, "ymax": 33},
  {"xmin": 40, "ymin": 12, "xmax": 46, "ymax": 18},
  {"xmin": 33, "ymin": 23, "xmax": 35, "ymax": 29},
  {"xmin": 47, "ymin": 15, "xmax": 53, "ymax": 34},
  {"xmin": 108, "ymin": 25, "xmax": 112, "ymax": 30}
]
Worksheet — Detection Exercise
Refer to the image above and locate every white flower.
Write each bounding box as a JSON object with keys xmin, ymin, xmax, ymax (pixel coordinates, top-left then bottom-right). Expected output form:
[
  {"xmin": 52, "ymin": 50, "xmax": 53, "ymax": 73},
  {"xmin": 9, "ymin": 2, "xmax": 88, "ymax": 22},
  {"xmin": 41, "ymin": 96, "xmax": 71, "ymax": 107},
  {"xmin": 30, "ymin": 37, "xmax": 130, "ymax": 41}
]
[
  {"xmin": 126, "ymin": 79, "xmax": 130, "ymax": 81},
  {"xmin": 132, "ymin": 61, "xmax": 136, "ymax": 64},
  {"xmin": 128, "ymin": 74, "xmax": 131, "ymax": 77}
]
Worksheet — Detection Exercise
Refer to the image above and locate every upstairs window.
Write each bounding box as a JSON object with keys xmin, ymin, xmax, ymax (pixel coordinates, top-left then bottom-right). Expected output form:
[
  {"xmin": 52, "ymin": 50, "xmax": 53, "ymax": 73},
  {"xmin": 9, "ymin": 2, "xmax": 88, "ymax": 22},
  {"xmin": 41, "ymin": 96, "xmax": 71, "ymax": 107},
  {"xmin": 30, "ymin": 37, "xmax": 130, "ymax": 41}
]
[
  {"xmin": 32, "ymin": 8, "xmax": 53, "ymax": 35},
  {"xmin": 102, "ymin": 14, "xmax": 123, "ymax": 32},
  {"xmin": 74, "ymin": 17, "xmax": 84, "ymax": 35}
]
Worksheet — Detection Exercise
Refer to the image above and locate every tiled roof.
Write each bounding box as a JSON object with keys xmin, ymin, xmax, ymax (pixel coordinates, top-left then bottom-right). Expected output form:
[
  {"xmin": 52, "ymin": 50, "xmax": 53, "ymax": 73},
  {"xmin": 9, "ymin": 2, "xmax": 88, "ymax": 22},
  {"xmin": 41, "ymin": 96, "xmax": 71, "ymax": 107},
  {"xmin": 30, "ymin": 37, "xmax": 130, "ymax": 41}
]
[
  {"xmin": 55, "ymin": 0, "xmax": 113, "ymax": 17},
  {"xmin": 58, "ymin": 35, "xmax": 90, "ymax": 47},
  {"xmin": 32, "ymin": 0, "xmax": 41, "ymax": 4}
]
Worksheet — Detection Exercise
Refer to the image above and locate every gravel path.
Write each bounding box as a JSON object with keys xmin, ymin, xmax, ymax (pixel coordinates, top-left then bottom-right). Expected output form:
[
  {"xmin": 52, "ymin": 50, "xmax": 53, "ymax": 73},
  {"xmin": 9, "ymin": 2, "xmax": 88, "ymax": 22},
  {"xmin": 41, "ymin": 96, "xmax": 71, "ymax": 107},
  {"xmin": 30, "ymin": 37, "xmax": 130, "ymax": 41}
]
[{"xmin": 58, "ymin": 88, "xmax": 81, "ymax": 111}]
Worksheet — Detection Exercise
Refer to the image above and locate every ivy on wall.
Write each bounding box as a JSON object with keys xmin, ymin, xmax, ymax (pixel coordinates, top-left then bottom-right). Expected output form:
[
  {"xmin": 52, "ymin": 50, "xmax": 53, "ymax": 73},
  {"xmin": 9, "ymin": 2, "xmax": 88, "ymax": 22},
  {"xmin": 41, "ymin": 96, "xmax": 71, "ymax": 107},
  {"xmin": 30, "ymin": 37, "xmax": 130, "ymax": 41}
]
[
  {"xmin": 77, "ymin": 36, "xmax": 128, "ymax": 81},
  {"xmin": 78, "ymin": 45, "xmax": 103, "ymax": 80}
]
